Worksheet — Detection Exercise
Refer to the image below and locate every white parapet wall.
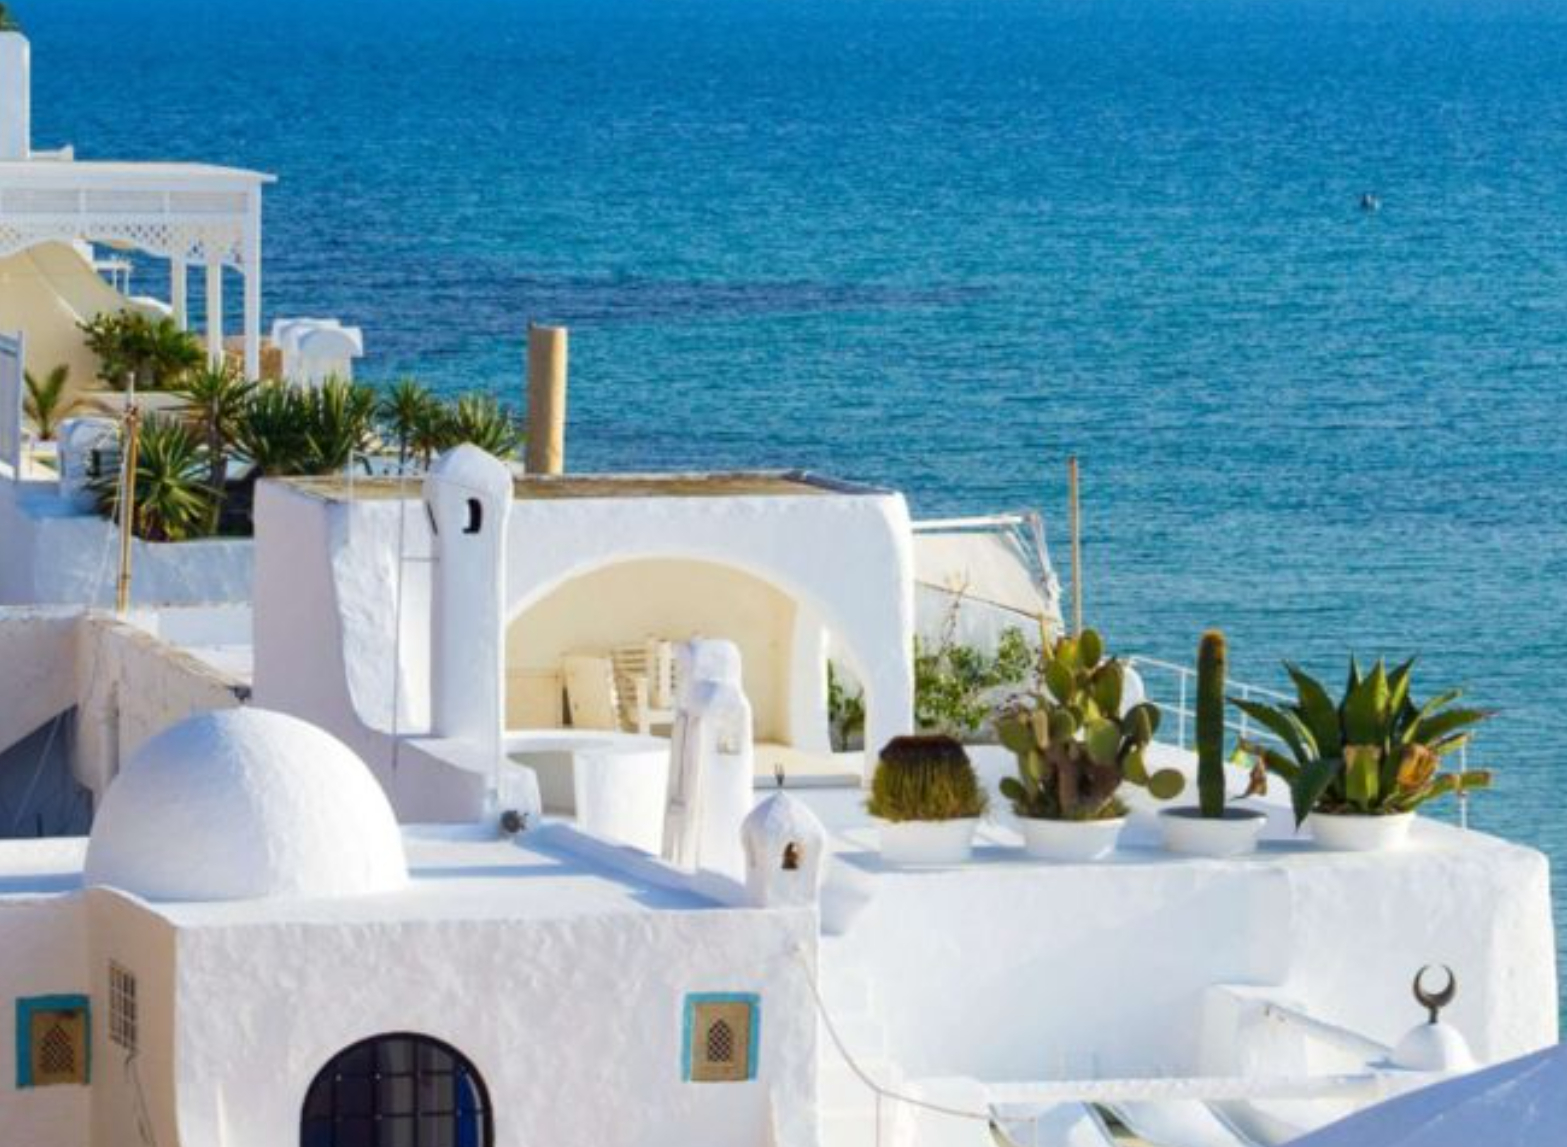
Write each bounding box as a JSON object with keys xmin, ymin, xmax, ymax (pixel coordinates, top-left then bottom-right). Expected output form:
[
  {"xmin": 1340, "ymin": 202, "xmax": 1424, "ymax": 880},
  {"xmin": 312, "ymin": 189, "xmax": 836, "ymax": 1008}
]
[{"xmin": 0, "ymin": 476, "xmax": 253, "ymax": 608}]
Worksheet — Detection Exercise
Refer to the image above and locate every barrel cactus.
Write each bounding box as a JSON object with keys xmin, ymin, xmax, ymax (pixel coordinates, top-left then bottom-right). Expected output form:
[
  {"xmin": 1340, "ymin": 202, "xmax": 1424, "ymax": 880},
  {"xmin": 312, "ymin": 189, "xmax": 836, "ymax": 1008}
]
[
  {"xmin": 867, "ymin": 735, "xmax": 988, "ymax": 822},
  {"xmin": 997, "ymin": 629, "xmax": 1184, "ymax": 821}
]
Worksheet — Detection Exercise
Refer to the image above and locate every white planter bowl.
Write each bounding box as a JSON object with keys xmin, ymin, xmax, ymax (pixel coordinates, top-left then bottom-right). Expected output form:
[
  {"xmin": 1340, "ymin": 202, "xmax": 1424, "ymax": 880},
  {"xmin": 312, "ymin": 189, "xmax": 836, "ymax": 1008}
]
[
  {"xmin": 1159, "ymin": 807, "xmax": 1267, "ymax": 858},
  {"xmin": 1019, "ymin": 817, "xmax": 1125, "ymax": 862},
  {"xmin": 878, "ymin": 818, "xmax": 980, "ymax": 866},
  {"xmin": 1309, "ymin": 811, "xmax": 1416, "ymax": 852}
]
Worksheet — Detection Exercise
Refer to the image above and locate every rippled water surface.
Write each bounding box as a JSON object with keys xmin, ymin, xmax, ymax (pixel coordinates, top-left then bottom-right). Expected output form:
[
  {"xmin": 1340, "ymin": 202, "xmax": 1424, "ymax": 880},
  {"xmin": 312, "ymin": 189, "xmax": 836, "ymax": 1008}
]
[{"xmin": 33, "ymin": 0, "xmax": 1567, "ymax": 1018}]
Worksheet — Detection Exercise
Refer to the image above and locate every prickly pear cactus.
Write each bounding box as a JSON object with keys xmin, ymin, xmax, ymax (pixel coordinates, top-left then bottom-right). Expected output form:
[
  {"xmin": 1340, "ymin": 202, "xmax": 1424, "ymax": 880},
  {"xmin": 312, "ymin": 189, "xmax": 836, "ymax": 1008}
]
[{"xmin": 997, "ymin": 629, "xmax": 1185, "ymax": 821}]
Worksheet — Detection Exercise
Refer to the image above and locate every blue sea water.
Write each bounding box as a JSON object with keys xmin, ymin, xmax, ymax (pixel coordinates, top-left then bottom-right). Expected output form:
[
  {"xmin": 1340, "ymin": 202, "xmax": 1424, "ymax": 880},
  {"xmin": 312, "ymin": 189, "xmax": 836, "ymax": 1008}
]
[{"xmin": 31, "ymin": 0, "xmax": 1567, "ymax": 1020}]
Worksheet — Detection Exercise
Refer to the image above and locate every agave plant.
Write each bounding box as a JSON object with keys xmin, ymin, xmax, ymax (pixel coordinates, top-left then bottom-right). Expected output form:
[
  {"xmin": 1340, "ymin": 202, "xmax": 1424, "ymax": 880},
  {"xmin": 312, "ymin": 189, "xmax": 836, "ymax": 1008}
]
[
  {"xmin": 179, "ymin": 364, "xmax": 254, "ymax": 490},
  {"xmin": 1235, "ymin": 658, "xmax": 1493, "ymax": 825},
  {"xmin": 23, "ymin": 364, "xmax": 75, "ymax": 441},
  {"xmin": 90, "ymin": 416, "xmax": 218, "ymax": 542},
  {"xmin": 996, "ymin": 629, "xmax": 1185, "ymax": 821}
]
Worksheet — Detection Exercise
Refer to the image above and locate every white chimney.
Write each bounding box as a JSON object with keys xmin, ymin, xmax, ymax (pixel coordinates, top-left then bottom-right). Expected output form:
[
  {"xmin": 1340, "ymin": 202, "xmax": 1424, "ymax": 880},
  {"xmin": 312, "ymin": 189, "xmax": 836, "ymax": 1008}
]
[
  {"xmin": 422, "ymin": 444, "xmax": 514, "ymax": 759},
  {"xmin": 0, "ymin": 32, "xmax": 30, "ymax": 161}
]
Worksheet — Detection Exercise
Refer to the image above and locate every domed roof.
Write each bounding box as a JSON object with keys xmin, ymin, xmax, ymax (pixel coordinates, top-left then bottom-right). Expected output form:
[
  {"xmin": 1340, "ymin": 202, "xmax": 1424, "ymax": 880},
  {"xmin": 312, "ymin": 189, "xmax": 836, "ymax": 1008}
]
[{"xmin": 84, "ymin": 708, "xmax": 408, "ymax": 902}]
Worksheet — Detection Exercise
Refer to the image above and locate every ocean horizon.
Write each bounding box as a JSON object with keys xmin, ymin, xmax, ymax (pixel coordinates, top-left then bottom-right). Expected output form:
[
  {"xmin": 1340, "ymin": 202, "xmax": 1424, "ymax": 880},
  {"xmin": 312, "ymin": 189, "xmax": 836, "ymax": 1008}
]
[{"xmin": 30, "ymin": 0, "xmax": 1567, "ymax": 1018}]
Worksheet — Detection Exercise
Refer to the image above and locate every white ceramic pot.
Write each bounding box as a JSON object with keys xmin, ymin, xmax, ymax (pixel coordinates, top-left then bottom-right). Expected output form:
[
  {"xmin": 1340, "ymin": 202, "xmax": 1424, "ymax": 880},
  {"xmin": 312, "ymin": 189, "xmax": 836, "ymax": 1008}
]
[
  {"xmin": 1018, "ymin": 817, "xmax": 1125, "ymax": 862},
  {"xmin": 1159, "ymin": 807, "xmax": 1267, "ymax": 858},
  {"xmin": 878, "ymin": 818, "xmax": 980, "ymax": 866},
  {"xmin": 1308, "ymin": 811, "xmax": 1416, "ymax": 852}
]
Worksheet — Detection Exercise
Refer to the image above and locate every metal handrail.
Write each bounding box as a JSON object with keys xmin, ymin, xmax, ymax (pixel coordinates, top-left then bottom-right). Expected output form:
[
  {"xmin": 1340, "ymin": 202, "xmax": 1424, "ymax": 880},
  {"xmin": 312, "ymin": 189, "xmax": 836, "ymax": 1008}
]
[{"xmin": 1126, "ymin": 655, "xmax": 1291, "ymax": 752}]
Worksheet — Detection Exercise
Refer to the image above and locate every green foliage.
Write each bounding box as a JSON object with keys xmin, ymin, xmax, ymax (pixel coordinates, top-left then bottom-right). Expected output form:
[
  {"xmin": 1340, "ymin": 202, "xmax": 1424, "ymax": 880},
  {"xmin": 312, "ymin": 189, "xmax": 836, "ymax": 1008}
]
[
  {"xmin": 234, "ymin": 379, "xmax": 377, "ymax": 476},
  {"xmin": 23, "ymin": 364, "xmax": 74, "ymax": 441},
  {"xmin": 867, "ymin": 735, "xmax": 988, "ymax": 822},
  {"xmin": 914, "ymin": 606, "xmax": 1035, "ymax": 738},
  {"xmin": 827, "ymin": 662, "xmax": 866, "ymax": 750},
  {"xmin": 378, "ymin": 377, "xmax": 438, "ymax": 468},
  {"xmin": 996, "ymin": 628, "xmax": 1185, "ymax": 821},
  {"xmin": 178, "ymin": 364, "xmax": 254, "ymax": 490},
  {"xmin": 79, "ymin": 311, "xmax": 204, "ymax": 391},
  {"xmin": 1236, "ymin": 657, "xmax": 1494, "ymax": 824},
  {"xmin": 90, "ymin": 417, "xmax": 219, "ymax": 542},
  {"xmin": 447, "ymin": 393, "xmax": 524, "ymax": 458},
  {"xmin": 0, "ymin": 5, "xmax": 20, "ymax": 32},
  {"xmin": 1196, "ymin": 629, "xmax": 1229, "ymax": 818}
]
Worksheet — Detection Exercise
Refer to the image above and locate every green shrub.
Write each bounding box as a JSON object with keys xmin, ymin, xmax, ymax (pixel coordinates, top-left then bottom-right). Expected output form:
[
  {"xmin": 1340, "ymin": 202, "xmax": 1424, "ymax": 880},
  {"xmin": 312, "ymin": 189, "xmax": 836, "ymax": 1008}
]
[
  {"xmin": 914, "ymin": 621, "xmax": 1035, "ymax": 738},
  {"xmin": 867, "ymin": 735, "xmax": 988, "ymax": 822},
  {"xmin": 79, "ymin": 311, "xmax": 203, "ymax": 391}
]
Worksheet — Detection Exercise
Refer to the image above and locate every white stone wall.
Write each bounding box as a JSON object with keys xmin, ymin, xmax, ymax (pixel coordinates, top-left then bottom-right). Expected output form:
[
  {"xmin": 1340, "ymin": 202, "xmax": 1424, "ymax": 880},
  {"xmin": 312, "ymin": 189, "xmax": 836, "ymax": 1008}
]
[
  {"xmin": 0, "ymin": 478, "xmax": 253, "ymax": 608},
  {"xmin": 168, "ymin": 906, "xmax": 820, "ymax": 1147}
]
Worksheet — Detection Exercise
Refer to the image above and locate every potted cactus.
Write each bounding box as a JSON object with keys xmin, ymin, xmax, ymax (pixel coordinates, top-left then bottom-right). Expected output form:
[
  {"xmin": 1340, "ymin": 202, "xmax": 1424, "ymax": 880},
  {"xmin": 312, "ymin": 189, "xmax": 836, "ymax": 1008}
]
[
  {"xmin": 1235, "ymin": 657, "xmax": 1492, "ymax": 851},
  {"xmin": 867, "ymin": 735, "xmax": 988, "ymax": 865},
  {"xmin": 997, "ymin": 629, "xmax": 1185, "ymax": 861},
  {"xmin": 1159, "ymin": 630, "xmax": 1270, "ymax": 857}
]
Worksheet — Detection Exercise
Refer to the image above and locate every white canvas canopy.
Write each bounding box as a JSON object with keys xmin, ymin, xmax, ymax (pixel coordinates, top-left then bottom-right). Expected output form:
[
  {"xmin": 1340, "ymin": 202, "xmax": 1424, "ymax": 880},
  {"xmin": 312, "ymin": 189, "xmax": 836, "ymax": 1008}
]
[{"xmin": 912, "ymin": 512, "xmax": 1063, "ymax": 647}]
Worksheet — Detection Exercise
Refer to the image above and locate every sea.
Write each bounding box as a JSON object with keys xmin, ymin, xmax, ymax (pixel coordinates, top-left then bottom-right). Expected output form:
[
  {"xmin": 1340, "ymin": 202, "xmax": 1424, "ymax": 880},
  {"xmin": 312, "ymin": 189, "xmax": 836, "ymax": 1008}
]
[{"xmin": 32, "ymin": 0, "xmax": 1567, "ymax": 1022}]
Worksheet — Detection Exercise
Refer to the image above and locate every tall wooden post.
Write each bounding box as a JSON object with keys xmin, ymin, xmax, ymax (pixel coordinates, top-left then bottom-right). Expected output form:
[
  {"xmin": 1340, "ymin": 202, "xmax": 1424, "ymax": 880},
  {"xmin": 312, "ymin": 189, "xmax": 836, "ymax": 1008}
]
[
  {"xmin": 115, "ymin": 404, "xmax": 141, "ymax": 614},
  {"xmin": 525, "ymin": 323, "xmax": 568, "ymax": 475},
  {"xmin": 1067, "ymin": 456, "xmax": 1083, "ymax": 635}
]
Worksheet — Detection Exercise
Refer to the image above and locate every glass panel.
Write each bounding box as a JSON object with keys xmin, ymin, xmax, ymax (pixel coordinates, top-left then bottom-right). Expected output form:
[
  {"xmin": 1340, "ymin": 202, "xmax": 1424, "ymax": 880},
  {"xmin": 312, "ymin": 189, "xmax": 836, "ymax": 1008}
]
[
  {"xmin": 419, "ymin": 1116, "xmax": 456, "ymax": 1147},
  {"xmin": 378, "ymin": 1076, "xmax": 416, "ymax": 1115},
  {"xmin": 335, "ymin": 1076, "xmax": 373, "ymax": 1113},
  {"xmin": 336, "ymin": 1118, "xmax": 376, "ymax": 1147},
  {"xmin": 377, "ymin": 1039, "xmax": 415, "ymax": 1075}
]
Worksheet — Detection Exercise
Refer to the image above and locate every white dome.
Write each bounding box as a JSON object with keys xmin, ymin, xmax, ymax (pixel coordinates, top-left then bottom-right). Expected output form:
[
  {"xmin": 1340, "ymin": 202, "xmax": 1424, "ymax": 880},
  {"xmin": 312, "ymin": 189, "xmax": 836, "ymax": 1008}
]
[
  {"xmin": 84, "ymin": 708, "xmax": 408, "ymax": 902},
  {"xmin": 1391, "ymin": 1022, "xmax": 1477, "ymax": 1073}
]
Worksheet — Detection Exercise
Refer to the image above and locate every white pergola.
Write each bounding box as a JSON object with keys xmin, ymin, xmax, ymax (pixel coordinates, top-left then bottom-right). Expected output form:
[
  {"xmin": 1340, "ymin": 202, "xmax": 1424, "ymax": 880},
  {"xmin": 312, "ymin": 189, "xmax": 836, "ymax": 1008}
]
[{"xmin": 0, "ymin": 159, "xmax": 274, "ymax": 377}]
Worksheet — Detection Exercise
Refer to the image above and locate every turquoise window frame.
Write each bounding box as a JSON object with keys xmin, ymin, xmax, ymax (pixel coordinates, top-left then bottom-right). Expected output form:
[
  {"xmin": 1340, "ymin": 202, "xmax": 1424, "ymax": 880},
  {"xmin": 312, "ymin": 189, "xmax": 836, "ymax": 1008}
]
[
  {"xmin": 15, "ymin": 994, "xmax": 91, "ymax": 1088},
  {"xmin": 681, "ymin": 992, "xmax": 761, "ymax": 1083}
]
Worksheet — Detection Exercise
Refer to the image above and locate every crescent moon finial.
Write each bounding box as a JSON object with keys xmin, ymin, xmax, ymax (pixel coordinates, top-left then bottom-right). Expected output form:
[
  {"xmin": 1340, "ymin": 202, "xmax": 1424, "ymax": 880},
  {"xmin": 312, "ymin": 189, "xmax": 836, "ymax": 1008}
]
[{"xmin": 1413, "ymin": 964, "xmax": 1457, "ymax": 1024}]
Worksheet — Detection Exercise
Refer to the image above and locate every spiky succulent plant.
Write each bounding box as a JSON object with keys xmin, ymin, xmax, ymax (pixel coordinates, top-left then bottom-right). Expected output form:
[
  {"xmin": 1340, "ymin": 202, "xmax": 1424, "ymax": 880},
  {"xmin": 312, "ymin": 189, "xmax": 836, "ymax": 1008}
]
[
  {"xmin": 867, "ymin": 735, "xmax": 988, "ymax": 823},
  {"xmin": 1235, "ymin": 657, "xmax": 1493, "ymax": 824},
  {"xmin": 997, "ymin": 629, "xmax": 1184, "ymax": 821}
]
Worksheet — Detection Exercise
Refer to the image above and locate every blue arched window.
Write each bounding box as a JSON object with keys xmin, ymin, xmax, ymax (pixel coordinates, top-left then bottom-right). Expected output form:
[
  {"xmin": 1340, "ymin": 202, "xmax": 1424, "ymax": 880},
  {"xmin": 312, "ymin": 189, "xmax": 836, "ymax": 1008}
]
[{"xmin": 301, "ymin": 1033, "xmax": 491, "ymax": 1147}]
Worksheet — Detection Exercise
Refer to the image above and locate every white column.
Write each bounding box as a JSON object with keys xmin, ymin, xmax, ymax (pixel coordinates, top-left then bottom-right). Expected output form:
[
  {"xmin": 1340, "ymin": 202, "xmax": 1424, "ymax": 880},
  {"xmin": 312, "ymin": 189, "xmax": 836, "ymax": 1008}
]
[
  {"xmin": 242, "ymin": 191, "xmax": 262, "ymax": 379},
  {"xmin": 204, "ymin": 257, "xmax": 224, "ymax": 368},
  {"xmin": 786, "ymin": 603, "xmax": 832, "ymax": 753},
  {"xmin": 170, "ymin": 258, "xmax": 187, "ymax": 330}
]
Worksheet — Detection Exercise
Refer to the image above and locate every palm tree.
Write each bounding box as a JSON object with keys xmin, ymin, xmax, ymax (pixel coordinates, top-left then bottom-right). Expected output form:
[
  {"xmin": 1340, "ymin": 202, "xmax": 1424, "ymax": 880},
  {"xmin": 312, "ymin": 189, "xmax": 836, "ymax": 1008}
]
[
  {"xmin": 378, "ymin": 377, "xmax": 436, "ymax": 470},
  {"xmin": 140, "ymin": 316, "xmax": 205, "ymax": 389},
  {"xmin": 179, "ymin": 364, "xmax": 253, "ymax": 491},
  {"xmin": 23, "ymin": 364, "xmax": 75, "ymax": 441},
  {"xmin": 90, "ymin": 417, "xmax": 218, "ymax": 542}
]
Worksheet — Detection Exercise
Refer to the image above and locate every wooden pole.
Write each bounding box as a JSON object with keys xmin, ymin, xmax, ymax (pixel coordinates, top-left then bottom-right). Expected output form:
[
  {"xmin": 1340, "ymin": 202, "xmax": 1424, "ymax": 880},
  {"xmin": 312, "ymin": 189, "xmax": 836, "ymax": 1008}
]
[
  {"xmin": 1067, "ymin": 455, "xmax": 1083, "ymax": 635},
  {"xmin": 525, "ymin": 323, "xmax": 568, "ymax": 475},
  {"xmin": 115, "ymin": 403, "xmax": 141, "ymax": 614}
]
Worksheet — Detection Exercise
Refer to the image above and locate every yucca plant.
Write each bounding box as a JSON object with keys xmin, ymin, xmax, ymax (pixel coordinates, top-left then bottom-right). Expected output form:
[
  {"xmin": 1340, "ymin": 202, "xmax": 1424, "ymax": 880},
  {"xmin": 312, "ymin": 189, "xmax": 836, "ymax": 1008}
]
[
  {"xmin": 90, "ymin": 417, "xmax": 218, "ymax": 542},
  {"xmin": 302, "ymin": 377, "xmax": 377, "ymax": 472},
  {"xmin": 23, "ymin": 364, "xmax": 75, "ymax": 441},
  {"xmin": 234, "ymin": 383, "xmax": 313, "ymax": 475},
  {"xmin": 996, "ymin": 628, "xmax": 1184, "ymax": 821},
  {"xmin": 446, "ymin": 393, "xmax": 523, "ymax": 458},
  {"xmin": 179, "ymin": 364, "xmax": 254, "ymax": 490},
  {"xmin": 1235, "ymin": 658, "xmax": 1493, "ymax": 825},
  {"xmin": 867, "ymin": 735, "xmax": 987, "ymax": 822}
]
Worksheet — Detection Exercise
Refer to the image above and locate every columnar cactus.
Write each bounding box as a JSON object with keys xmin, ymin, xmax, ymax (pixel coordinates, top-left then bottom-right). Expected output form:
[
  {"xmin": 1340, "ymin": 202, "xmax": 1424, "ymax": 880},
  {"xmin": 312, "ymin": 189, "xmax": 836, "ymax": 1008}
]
[{"xmin": 1196, "ymin": 630, "xmax": 1229, "ymax": 818}]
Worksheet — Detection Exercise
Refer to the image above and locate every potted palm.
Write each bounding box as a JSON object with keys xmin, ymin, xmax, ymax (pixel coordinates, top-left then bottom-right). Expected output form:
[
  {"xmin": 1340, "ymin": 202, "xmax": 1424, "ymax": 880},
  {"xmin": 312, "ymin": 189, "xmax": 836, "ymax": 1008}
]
[
  {"xmin": 1234, "ymin": 657, "xmax": 1492, "ymax": 851},
  {"xmin": 867, "ymin": 735, "xmax": 988, "ymax": 865},
  {"xmin": 1159, "ymin": 631, "xmax": 1269, "ymax": 857},
  {"xmin": 998, "ymin": 629, "xmax": 1185, "ymax": 861}
]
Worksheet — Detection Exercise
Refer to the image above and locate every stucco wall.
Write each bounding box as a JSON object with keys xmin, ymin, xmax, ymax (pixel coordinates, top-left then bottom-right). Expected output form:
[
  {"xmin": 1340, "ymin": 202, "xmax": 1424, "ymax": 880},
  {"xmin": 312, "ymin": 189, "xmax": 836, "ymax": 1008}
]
[
  {"xmin": 823, "ymin": 818, "xmax": 1557, "ymax": 1082},
  {"xmin": 169, "ymin": 906, "xmax": 820, "ymax": 1147},
  {"xmin": 0, "ymin": 881, "xmax": 90, "ymax": 1146},
  {"xmin": 507, "ymin": 558, "xmax": 798, "ymax": 742},
  {"xmin": 0, "ymin": 607, "xmax": 246, "ymax": 810},
  {"xmin": 85, "ymin": 889, "xmax": 179, "ymax": 1147},
  {"xmin": 0, "ymin": 477, "xmax": 253, "ymax": 608}
]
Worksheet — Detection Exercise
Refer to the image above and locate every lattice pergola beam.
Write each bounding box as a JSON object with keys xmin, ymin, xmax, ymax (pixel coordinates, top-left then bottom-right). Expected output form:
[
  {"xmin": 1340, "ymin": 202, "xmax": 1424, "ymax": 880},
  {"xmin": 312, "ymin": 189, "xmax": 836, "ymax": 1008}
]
[{"xmin": 0, "ymin": 160, "xmax": 274, "ymax": 376}]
